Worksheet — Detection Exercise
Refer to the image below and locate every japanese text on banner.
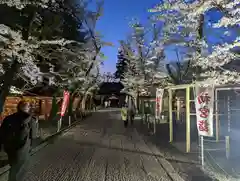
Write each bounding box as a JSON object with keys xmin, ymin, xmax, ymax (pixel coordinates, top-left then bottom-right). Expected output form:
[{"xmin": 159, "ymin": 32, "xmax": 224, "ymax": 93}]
[{"xmin": 195, "ymin": 86, "xmax": 214, "ymax": 137}]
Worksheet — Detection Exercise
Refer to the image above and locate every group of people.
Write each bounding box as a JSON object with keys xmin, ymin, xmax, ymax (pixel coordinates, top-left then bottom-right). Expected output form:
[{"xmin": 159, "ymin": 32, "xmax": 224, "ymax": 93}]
[
  {"xmin": 0, "ymin": 101, "xmax": 33, "ymax": 181},
  {"xmin": 104, "ymin": 100, "xmax": 111, "ymax": 108}
]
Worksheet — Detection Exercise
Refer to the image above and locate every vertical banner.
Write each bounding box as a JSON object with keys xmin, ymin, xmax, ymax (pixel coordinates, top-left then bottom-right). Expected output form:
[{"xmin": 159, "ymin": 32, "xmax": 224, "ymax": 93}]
[
  {"xmin": 155, "ymin": 88, "xmax": 164, "ymax": 119},
  {"xmin": 61, "ymin": 90, "xmax": 70, "ymax": 117},
  {"xmin": 195, "ymin": 85, "xmax": 214, "ymax": 137}
]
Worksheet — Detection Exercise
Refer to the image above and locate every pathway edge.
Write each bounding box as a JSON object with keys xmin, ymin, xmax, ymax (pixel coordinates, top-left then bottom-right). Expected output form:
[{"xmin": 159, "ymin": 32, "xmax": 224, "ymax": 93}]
[{"xmin": 0, "ymin": 112, "xmax": 94, "ymax": 176}]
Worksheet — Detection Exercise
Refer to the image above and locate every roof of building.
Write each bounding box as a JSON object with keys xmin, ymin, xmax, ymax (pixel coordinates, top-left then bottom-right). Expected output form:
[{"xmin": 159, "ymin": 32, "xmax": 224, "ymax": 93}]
[{"xmin": 98, "ymin": 82, "xmax": 124, "ymax": 95}]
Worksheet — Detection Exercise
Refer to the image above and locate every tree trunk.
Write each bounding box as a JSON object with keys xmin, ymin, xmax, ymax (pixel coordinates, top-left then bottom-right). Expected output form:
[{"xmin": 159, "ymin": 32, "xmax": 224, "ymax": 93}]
[
  {"xmin": 195, "ymin": 14, "xmax": 205, "ymax": 81},
  {"xmin": 136, "ymin": 91, "xmax": 139, "ymax": 114},
  {"xmin": 89, "ymin": 95, "xmax": 93, "ymax": 110},
  {"xmin": 81, "ymin": 95, "xmax": 87, "ymax": 110},
  {"xmin": 67, "ymin": 94, "xmax": 74, "ymax": 116},
  {"xmin": 68, "ymin": 91, "xmax": 78, "ymax": 115},
  {"xmin": 0, "ymin": 58, "xmax": 20, "ymax": 114},
  {"xmin": 48, "ymin": 95, "xmax": 58, "ymax": 121},
  {"xmin": 135, "ymin": 95, "xmax": 138, "ymax": 114},
  {"xmin": 75, "ymin": 94, "xmax": 83, "ymax": 111}
]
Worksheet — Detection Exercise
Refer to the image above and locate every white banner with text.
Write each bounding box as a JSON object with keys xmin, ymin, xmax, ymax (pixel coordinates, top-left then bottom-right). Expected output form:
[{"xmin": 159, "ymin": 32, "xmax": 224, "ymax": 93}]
[{"xmin": 195, "ymin": 85, "xmax": 214, "ymax": 137}]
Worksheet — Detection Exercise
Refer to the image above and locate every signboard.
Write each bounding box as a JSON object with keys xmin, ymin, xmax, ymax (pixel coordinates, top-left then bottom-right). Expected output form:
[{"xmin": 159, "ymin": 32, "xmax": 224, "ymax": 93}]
[
  {"xmin": 60, "ymin": 90, "xmax": 70, "ymax": 117},
  {"xmin": 195, "ymin": 85, "xmax": 214, "ymax": 137},
  {"xmin": 155, "ymin": 88, "xmax": 164, "ymax": 119}
]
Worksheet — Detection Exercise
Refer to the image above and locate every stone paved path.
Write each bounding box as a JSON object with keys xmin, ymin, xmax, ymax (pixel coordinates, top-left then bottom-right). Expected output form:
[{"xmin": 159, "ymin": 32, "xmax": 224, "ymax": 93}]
[{"xmin": 0, "ymin": 109, "xmax": 183, "ymax": 181}]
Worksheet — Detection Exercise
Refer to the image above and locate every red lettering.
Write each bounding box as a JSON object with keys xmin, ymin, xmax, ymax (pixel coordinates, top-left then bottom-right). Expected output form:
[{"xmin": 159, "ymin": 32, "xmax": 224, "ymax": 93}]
[
  {"xmin": 197, "ymin": 92, "xmax": 210, "ymax": 104},
  {"xmin": 198, "ymin": 107, "xmax": 209, "ymax": 118},
  {"xmin": 198, "ymin": 120, "xmax": 209, "ymax": 132}
]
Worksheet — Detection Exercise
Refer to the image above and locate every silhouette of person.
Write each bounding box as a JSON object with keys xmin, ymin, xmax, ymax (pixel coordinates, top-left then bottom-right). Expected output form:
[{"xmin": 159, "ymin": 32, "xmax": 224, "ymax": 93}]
[{"xmin": 0, "ymin": 101, "xmax": 33, "ymax": 181}]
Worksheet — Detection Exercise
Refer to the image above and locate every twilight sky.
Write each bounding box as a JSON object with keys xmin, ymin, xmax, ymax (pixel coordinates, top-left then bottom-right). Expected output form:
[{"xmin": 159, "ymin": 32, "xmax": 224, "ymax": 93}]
[
  {"xmin": 95, "ymin": 0, "xmax": 236, "ymax": 74},
  {"xmin": 96, "ymin": 0, "xmax": 160, "ymax": 73}
]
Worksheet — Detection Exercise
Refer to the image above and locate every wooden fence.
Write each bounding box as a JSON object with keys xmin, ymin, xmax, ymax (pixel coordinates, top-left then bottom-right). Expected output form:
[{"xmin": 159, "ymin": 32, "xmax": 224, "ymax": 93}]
[{"xmin": 0, "ymin": 96, "xmax": 83, "ymax": 122}]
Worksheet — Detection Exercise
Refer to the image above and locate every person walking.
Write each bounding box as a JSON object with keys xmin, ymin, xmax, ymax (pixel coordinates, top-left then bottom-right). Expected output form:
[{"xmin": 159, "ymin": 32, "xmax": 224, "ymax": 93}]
[
  {"xmin": 121, "ymin": 103, "xmax": 128, "ymax": 128},
  {"xmin": 0, "ymin": 101, "xmax": 33, "ymax": 181},
  {"xmin": 104, "ymin": 101, "xmax": 108, "ymax": 108}
]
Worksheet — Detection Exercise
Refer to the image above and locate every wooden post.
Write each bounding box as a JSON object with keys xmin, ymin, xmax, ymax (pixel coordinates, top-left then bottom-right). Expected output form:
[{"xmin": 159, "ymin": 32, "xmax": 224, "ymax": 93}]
[
  {"xmin": 44, "ymin": 99, "xmax": 48, "ymax": 120},
  {"xmin": 186, "ymin": 86, "xmax": 191, "ymax": 153},
  {"xmin": 68, "ymin": 115, "xmax": 71, "ymax": 126},
  {"xmin": 168, "ymin": 89, "xmax": 173, "ymax": 142},
  {"xmin": 57, "ymin": 117, "xmax": 62, "ymax": 132},
  {"xmin": 89, "ymin": 96, "xmax": 92, "ymax": 111}
]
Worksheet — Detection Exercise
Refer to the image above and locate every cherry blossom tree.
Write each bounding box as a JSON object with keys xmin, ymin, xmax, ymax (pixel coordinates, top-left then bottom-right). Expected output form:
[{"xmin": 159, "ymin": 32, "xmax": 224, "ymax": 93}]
[
  {"xmin": 44, "ymin": 1, "xmax": 106, "ymax": 111},
  {"xmin": 121, "ymin": 22, "xmax": 167, "ymax": 99},
  {"xmin": 0, "ymin": 0, "xmax": 78, "ymax": 112},
  {"xmin": 150, "ymin": 0, "xmax": 240, "ymax": 86},
  {"xmin": 119, "ymin": 22, "xmax": 168, "ymax": 113},
  {"xmin": 0, "ymin": 0, "xmax": 105, "ymax": 112}
]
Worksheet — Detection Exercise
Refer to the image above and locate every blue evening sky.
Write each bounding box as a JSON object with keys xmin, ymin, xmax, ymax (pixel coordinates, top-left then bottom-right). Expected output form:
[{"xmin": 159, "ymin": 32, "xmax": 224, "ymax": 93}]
[
  {"xmin": 96, "ymin": 0, "xmax": 160, "ymax": 73},
  {"xmin": 95, "ymin": 0, "xmax": 236, "ymax": 74}
]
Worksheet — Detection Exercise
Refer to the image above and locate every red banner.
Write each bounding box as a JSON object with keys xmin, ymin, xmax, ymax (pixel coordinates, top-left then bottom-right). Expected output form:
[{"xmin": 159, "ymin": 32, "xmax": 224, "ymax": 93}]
[{"xmin": 60, "ymin": 90, "xmax": 70, "ymax": 117}]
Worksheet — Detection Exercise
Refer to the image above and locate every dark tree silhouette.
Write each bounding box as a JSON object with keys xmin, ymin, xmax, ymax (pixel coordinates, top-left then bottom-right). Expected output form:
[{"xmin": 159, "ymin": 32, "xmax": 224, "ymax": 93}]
[{"xmin": 115, "ymin": 48, "xmax": 128, "ymax": 80}]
